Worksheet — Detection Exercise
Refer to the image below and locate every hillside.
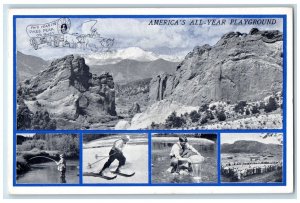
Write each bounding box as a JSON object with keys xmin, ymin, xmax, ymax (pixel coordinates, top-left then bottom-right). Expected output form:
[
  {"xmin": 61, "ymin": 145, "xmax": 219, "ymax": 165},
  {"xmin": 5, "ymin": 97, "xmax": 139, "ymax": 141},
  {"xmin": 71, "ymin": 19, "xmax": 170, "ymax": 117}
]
[
  {"xmin": 17, "ymin": 51, "xmax": 48, "ymax": 82},
  {"xmin": 123, "ymin": 29, "xmax": 283, "ymax": 129},
  {"xmin": 221, "ymin": 140, "xmax": 282, "ymax": 154},
  {"xmin": 115, "ymin": 78, "xmax": 151, "ymax": 116},
  {"xmin": 149, "ymin": 28, "xmax": 283, "ymax": 105}
]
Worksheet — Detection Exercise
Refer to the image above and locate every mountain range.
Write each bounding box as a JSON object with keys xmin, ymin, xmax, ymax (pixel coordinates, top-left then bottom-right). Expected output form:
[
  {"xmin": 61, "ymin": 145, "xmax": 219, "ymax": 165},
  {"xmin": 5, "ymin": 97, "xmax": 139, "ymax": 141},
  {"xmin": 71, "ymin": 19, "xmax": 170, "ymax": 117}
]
[
  {"xmin": 90, "ymin": 59, "xmax": 177, "ymax": 83},
  {"xmin": 17, "ymin": 47, "xmax": 179, "ymax": 83},
  {"xmin": 83, "ymin": 47, "xmax": 184, "ymax": 65},
  {"xmin": 221, "ymin": 140, "xmax": 282, "ymax": 155},
  {"xmin": 17, "ymin": 28, "xmax": 284, "ymax": 130},
  {"xmin": 17, "ymin": 51, "xmax": 48, "ymax": 82}
]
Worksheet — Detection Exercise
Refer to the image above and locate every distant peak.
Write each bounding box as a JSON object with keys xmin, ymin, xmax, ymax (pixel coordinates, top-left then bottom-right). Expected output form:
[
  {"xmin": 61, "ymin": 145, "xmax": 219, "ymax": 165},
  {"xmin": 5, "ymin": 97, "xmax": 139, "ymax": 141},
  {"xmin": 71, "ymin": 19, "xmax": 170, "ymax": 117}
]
[{"xmin": 84, "ymin": 46, "xmax": 184, "ymax": 65}]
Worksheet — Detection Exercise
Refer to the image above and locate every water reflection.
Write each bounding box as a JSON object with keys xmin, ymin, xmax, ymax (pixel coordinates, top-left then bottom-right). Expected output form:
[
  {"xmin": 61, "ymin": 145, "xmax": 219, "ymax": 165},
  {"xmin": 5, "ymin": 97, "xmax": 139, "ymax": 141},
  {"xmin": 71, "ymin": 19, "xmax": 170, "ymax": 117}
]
[
  {"xmin": 17, "ymin": 161, "xmax": 79, "ymax": 184},
  {"xmin": 152, "ymin": 141, "xmax": 217, "ymax": 183}
]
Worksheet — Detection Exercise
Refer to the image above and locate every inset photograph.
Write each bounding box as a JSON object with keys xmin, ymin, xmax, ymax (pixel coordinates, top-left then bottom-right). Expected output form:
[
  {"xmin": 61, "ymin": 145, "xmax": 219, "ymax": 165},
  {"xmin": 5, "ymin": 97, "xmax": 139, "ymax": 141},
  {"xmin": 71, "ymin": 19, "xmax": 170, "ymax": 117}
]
[
  {"xmin": 83, "ymin": 134, "xmax": 148, "ymax": 183},
  {"xmin": 16, "ymin": 133, "xmax": 80, "ymax": 184},
  {"xmin": 152, "ymin": 133, "xmax": 217, "ymax": 183},
  {"xmin": 16, "ymin": 17, "xmax": 283, "ymax": 130},
  {"xmin": 221, "ymin": 133, "xmax": 283, "ymax": 183}
]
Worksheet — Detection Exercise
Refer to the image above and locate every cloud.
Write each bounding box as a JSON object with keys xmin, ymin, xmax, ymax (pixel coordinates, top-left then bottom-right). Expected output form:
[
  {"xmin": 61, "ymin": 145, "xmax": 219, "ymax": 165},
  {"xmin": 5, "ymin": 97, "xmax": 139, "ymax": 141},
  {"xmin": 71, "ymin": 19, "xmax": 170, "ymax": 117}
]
[{"xmin": 92, "ymin": 18, "xmax": 190, "ymax": 49}]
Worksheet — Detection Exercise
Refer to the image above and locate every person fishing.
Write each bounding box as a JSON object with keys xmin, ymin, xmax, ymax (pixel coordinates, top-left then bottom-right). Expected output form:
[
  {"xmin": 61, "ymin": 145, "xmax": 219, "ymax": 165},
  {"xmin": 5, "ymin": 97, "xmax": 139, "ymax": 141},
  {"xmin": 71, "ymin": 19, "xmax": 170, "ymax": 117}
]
[
  {"xmin": 98, "ymin": 135, "xmax": 130, "ymax": 176},
  {"xmin": 169, "ymin": 136, "xmax": 201, "ymax": 174},
  {"xmin": 56, "ymin": 154, "xmax": 67, "ymax": 183}
]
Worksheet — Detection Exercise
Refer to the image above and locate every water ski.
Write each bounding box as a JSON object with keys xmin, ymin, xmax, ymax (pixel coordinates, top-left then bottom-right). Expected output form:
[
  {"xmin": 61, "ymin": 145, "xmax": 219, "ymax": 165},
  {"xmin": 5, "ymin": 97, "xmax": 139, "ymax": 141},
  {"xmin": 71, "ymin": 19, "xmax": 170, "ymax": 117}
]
[
  {"xmin": 83, "ymin": 172, "xmax": 117, "ymax": 180},
  {"xmin": 111, "ymin": 170, "xmax": 135, "ymax": 177}
]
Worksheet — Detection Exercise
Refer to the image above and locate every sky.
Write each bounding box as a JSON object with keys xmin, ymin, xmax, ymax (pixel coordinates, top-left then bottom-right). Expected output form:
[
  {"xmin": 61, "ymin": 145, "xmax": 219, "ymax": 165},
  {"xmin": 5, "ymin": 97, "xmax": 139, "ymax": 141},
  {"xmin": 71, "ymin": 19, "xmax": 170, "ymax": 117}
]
[
  {"xmin": 16, "ymin": 17, "xmax": 283, "ymax": 60},
  {"xmin": 221, "ymin": 133, "xmax": 283, "ymax": 145}
]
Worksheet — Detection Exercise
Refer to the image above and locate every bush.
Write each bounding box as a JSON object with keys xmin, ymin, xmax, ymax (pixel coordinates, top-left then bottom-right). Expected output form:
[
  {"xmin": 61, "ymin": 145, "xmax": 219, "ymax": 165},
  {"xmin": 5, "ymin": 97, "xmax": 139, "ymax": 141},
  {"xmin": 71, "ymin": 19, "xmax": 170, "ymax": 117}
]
[
  {"xmin": 165, "ymin": 111, "xmax": 186, "ymax": 128},
  {"xmin": 234, "ymin": 100, "xmax": 247, "ymax": 114},
  {"xmin": 16, "ymin": 156, "xmax": 31, "ymax": 175},
  {"xmin": 200, "ymin": 117, "xmax": 208, "ymax": 125},
  {"xmin": 189, "ymin": 110, "xmax": 201, "ymax": 123},
  {"xmin": 251, "ymin": 106, "xmax": 260, "ymax": 114},
  {"xmin": 17, "ymin": 103, "xmax": 32, "ymax": 130},
  {"xmin": 17, "ymin": 102, "xmax": 56, "ymax": 130},
  {"xmin": 205, "ymin": 110, "xmax": 214, "ymax": 120},
  {"xmin": 199, "ymin": 109, "xmax": 214, "ymax": 125},
  {"xmin": 199, "ymin": 104, "xmax": 209, "ymax": 112},
  {"xmin": 245, "ymin": 109, "xmax": 250, "ymax": 115},
  {"xmin": 259, "ymin": 101, "xmax": 265, "ymax": 109},
  {"xmin": 56, "ymin": 135, "xmax": 79, "ymax": 157},
  {"xmin": 31, "ymin": 110, "xmax": 57, "ymax": 130},
  {"xmin": 264, "ymin": 97, "xmax": 277, "ymax": 113},
  {"xmin": 210, "ymin": 105, "xmax": 216, "ymax": 111},
  {"xmin": 216, "ymin": 110, "xmax": 226, "ymax": 121},
  {"xmin": 17, "ymin": 139, "xmax": 47, "ymax": 151}
]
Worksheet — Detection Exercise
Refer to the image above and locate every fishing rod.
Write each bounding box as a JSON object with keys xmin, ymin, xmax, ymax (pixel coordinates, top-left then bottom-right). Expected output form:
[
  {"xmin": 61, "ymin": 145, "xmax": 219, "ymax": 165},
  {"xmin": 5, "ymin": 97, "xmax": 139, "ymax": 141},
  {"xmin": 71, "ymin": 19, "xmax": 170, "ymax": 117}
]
[{"xmin": 28, "ymin": 156, "xmax": 58, "ymax": 164}]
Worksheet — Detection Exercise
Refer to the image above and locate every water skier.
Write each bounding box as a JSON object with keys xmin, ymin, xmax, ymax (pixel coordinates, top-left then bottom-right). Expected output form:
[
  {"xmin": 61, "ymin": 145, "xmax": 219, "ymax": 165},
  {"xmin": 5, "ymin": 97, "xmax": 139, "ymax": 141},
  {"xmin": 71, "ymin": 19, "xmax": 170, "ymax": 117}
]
[{"xmin": 98, "ymin": 135, "xmax": 130, "ymax": 176}]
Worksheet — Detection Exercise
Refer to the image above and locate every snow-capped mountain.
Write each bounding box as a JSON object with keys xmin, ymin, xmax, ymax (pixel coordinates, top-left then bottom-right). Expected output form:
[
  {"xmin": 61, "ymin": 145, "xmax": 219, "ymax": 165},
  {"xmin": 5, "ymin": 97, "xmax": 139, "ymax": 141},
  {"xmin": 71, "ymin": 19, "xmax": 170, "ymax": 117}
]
[{"xmin": 83, "ymin": 47, "xmax": 184, "ymax": 65}]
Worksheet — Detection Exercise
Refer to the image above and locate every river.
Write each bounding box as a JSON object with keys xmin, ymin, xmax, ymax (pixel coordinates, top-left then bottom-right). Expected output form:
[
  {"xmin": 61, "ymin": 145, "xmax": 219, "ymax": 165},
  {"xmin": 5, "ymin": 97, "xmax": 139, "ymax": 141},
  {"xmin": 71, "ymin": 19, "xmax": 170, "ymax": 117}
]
[{"xmin": 17, "ymin": 160, "xmax": 79, "ymax": 184}]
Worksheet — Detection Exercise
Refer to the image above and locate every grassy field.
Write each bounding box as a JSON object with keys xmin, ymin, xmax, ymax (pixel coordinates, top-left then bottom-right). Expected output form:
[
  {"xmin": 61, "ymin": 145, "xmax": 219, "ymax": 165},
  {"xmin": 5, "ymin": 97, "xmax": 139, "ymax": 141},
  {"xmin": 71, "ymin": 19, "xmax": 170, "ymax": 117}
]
[{"xmin": 222, "ymin": 153, "xmax": 282, "ymax": 165}]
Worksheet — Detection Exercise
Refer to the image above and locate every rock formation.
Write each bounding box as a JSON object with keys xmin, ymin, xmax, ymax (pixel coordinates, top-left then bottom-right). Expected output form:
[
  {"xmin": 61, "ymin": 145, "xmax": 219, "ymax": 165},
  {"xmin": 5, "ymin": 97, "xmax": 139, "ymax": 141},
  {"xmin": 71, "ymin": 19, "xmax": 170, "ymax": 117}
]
[
  {"xmin": 128, "ymin": 102, "xmax": 141, "ymax": 116},
  {"xmin": 115, "ymin": 78, "xmax": 151, "ymax": 116},
  {"xmin": 149, "ymin": 29, "xmax": 283, "ymax": 106},
  {"xmin": 19, "ymin": 54, "xmax": 117, "ymax": 129}
]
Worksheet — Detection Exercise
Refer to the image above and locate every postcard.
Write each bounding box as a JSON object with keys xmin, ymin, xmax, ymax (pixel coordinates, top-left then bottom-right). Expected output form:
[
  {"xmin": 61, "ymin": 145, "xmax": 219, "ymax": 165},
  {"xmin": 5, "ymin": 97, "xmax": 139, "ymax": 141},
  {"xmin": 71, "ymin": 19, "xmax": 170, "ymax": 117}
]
[{"xmin": 6, "ymin": 7, "xmax": 294, "ymax": 194}]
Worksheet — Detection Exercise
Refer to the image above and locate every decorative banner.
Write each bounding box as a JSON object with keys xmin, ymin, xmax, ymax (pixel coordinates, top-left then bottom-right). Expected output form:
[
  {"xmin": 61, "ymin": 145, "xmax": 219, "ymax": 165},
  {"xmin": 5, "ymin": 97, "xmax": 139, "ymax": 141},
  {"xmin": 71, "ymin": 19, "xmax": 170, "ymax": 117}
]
[
  {"xmin": 25, "ymin": 18, "xmax": 114, "ymax": 51},
  {"xmin": 26, "ymin": 18, "xmax": 71, "ymax": 38}
]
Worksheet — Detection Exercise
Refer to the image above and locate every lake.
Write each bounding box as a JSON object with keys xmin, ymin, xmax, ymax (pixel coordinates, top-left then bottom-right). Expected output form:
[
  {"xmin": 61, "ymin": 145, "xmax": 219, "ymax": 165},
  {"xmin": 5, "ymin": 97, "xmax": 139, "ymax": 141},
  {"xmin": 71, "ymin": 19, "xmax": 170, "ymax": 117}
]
[{"xmin": 152, "ymin": 138, "xmax": 217, "ymax": 183}]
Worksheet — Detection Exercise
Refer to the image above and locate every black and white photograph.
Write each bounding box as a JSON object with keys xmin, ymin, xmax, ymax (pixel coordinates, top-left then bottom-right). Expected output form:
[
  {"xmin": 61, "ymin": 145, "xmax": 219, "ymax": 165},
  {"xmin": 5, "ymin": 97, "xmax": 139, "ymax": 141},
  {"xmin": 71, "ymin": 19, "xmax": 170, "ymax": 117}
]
[
  {"xmin": 152, "ymin": 133, "xmax": 217, "ymax": 183},
  {"xmin": 16, "ymin": 133, "xmax": 80, "ymax": 184},
  {"xmin": 221, "ymin": 133, "xmax": 283, "ymax": 183},
  {"xmin": 82, "ymin": 134, "xmax": 148, "ymax": 183},
  {"xmin": 6, "ymin": 5, "xmax": 295, "ymax": 195},
  {"xmin": 16, "ymin": 17, "xmax": 283, "ymax": 130}
]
